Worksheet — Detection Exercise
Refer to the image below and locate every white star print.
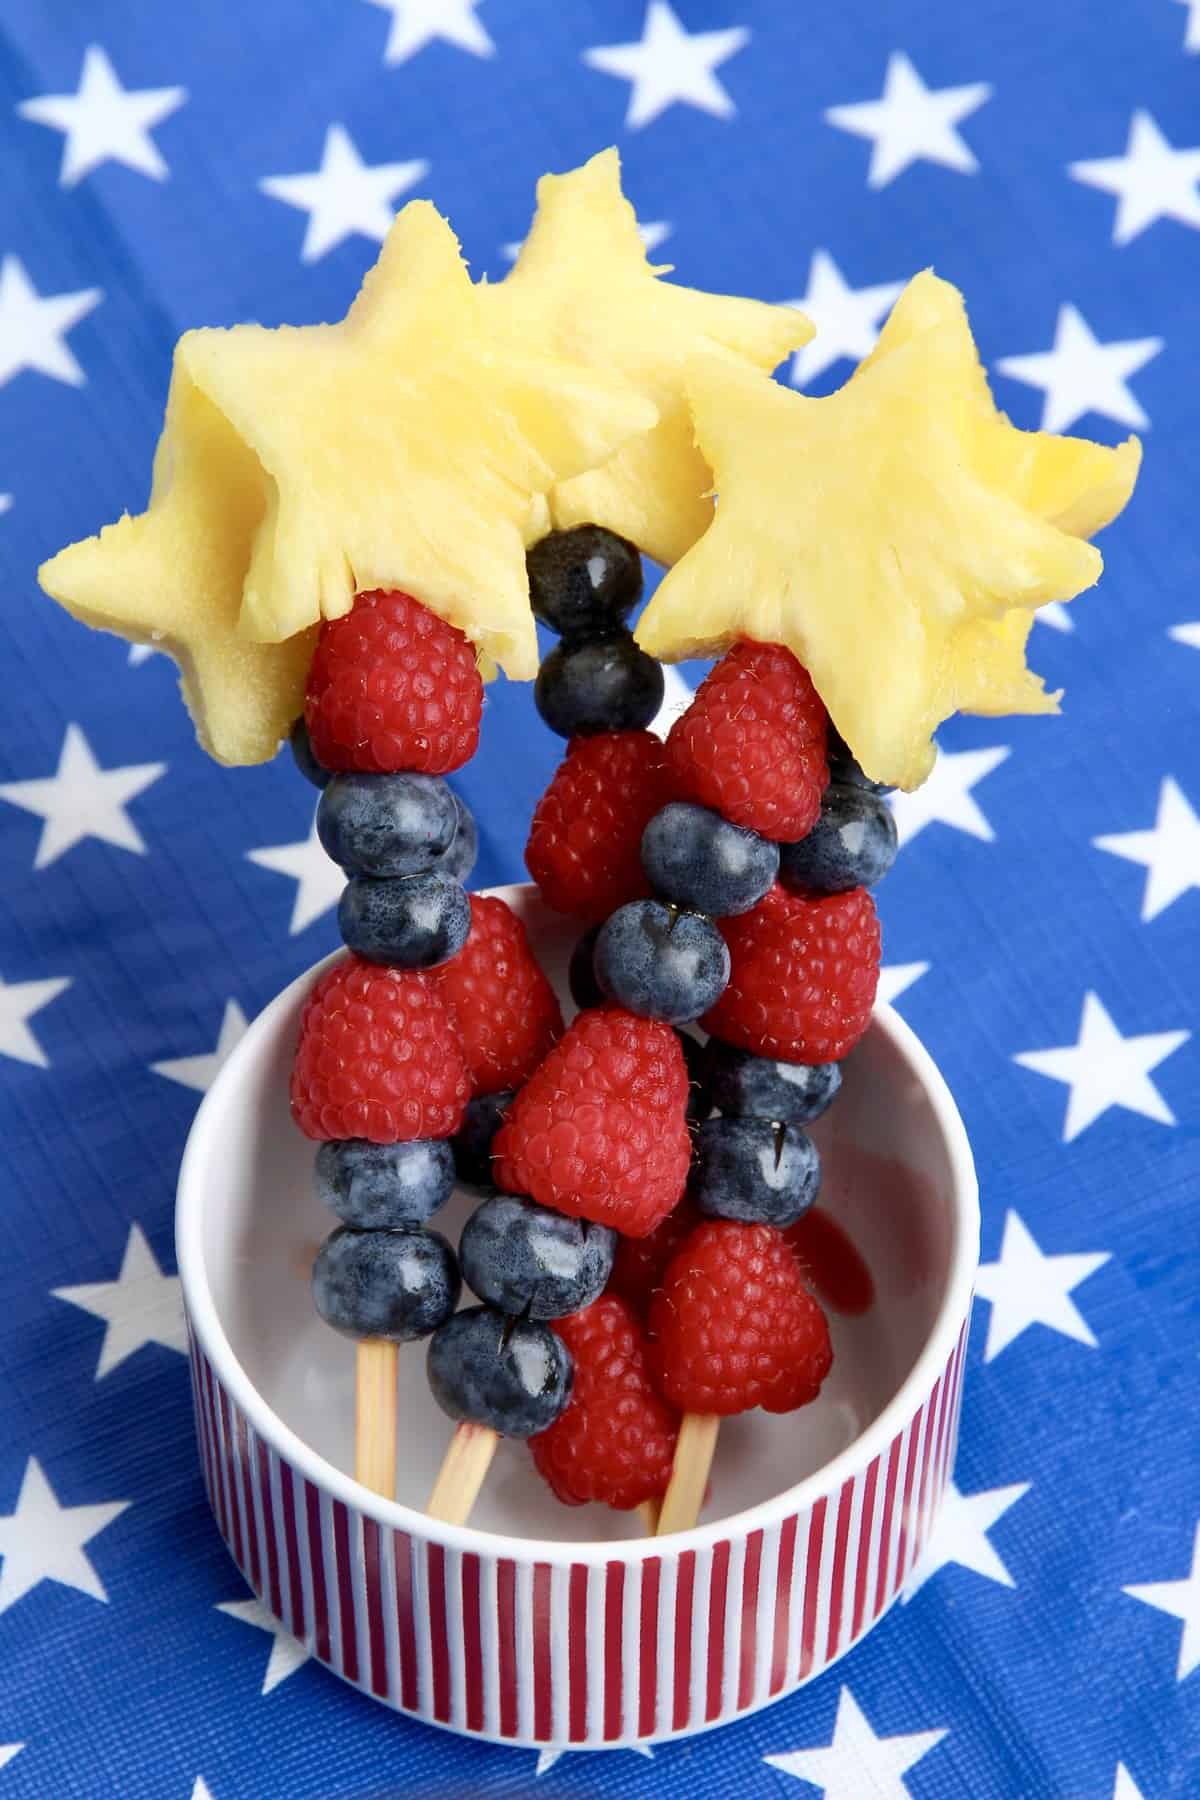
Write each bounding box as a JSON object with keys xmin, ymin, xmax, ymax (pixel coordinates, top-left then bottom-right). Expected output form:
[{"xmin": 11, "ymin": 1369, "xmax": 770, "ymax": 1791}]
[
  {"xmin": 974, "ymin": 1211, "xmax": 1109, "ymax": 1362},
  {"xmin": 536, "ymin": 1745, "xmax": 653, "ymax": 1777},
  {"xmin": 127, "ymin": 641, "xmax": 159, "ymax": 666},
  {"xmin": 1036, "ymin": 601, "xmax": 1074, "ymax": 633},
  {"xmin": 1095, "ymin": 778, "xmax": 1200, "ymax": 922},
  {"xmin": 1169, "ymin": 621, "xmax": 1200, "ymax": 650},
  {"xmin": 152, "ymin": 999, "xmax": 248, "ymax": 1093},
  {"xmin": 765, "ymin": 1685, "xmax": 947, "ymax": 1797},
  {"xmin": 0, "ymin": 256, "xmax": 102, "ymax": 389},
  {"xmin": 247, "ymin": 811, "xmax": 344, "ymax": 934},
  {"xmin": 1015, "ymin": 990, "xmax": 1188, "ymax": 1141},
  {"xmin": 583, "ymin": 2, "xmax": 749, "ymax": 130},
  {"xmin": 0, "ymin": 723, "xmax": 165, "ymax": 870},
  {"xmin": 1113, "ymin": 1764, "xmax": 1146, "ymax": 1800},
  {"xmin": 259, "ymin": 124, "xmax": 429, "ymax": 262},
  {"xmin": 502, "ymin": 218, "xmax": 672, "ymax": 262},
  {"xmin": 996, "ymin": 304, "xmax": 1162, "ymax": 435},
  {"xmin": 365, "ymin": 0, "xmax": 494, "ymax": 63},
  {"xmin": 786, "ymin": 250, "xmax": 904, "ymax": 386},
  {"xmin": 192, "ymin": 1782, "xmax": 216, "ymax": 1800},
  {"xmin": 1176, "ymin": 0, "xmax": 1200, "ymax": 50},
  {"xmin": 903, "ymin": 1479, "xmax": 1031, "ymax": 1598},
  {"xmin": 0, "ymin": 970, "xmax": 70, "ymax": 1068},
  {"xmin": 0, "ymin": 1747, "xmax": 23, "ymax": 1775},
  {"xmin": 217, "ymin": 1596, "xmax": 312, "ymax": 1694},
  {"xmin": 876, "ymin": 961, "xmax": 929, "ymax": 1008},
  {"xmin": 1069, "ymin": 110, "xmax": 1200, "ymax": 246},
  {"xmin": 17, "ymin": 45, "xmax": 185, "ymax": 188},
  {"xmin": 825, "ymin": 51, "xmax": 990, "ymax": 188},
  {"xmin": 1125, "ymin": 1523, "xmax": 1200, "ymax": 1681},
  {"xmin": 53, "ymin": 1224, "xmax": 187, "ymax": 1381},
  {"xmin": 0, "ymin": 1458, "xmax": 129, "ymax": 1615},
  {"xmin": 0, "ymin": 494, "xmax": 11, "ymax": 515},
  {"xmin": 889, "ymin": 745, "xmax": 1009, "ymax": 846}
]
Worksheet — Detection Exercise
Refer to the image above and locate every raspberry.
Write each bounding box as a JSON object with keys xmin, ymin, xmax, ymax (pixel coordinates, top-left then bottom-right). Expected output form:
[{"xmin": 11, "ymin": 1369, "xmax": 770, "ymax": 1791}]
[
  {"xmin": 607, "ymin": 1197, "xmax": 702, "ymax": 1317},
  {"xmin": 666, "ymin": 640, "xmax": 828, "ymax": 841},
  {"xmin": 492, "ymin": 1008, "xmax": 691, "ymax": 1237},
  {"xmin": 648, "ymin": 1221, "xmax": 833, "ymax": 1416},
  {"xmin": 525, "ymin": 731, "xmax": 674, "ymax": 922},
  {"xmin": 434, "ymin": 894, "xmax": 563, "ymax": 1096},
  {"xmin": 702, "ymin": 882, "xmax": 880, "ymax": 1063},
  {"xmin": 290, "ymin": 955, "xmax": 470, "ymax": 1143},
  {"xmin": 305, "ymin": 589, "xmax": 483, "ymax": 774},
  {"xmin": 530, "ymin": 1297, "xmax": 680, "ymax": 1510}
]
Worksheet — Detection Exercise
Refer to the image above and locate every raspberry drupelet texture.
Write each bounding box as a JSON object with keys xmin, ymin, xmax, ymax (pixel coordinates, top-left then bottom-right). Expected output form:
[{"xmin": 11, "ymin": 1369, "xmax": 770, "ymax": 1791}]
[
  {"xmin": 702, "ymin": 881, "xmax": 881, "ymax": 1064},
  {"xmin": 304, "ymin": 589, "xmax": 483, "ymax": 775},
  {"xmin": 492, "ymin": 1007, "xmax": 692, "ymax": 1237},
  {"xmin": 530, "ymin": 1296, "xmax": 680, "ymax": 1510},
  {"xmin": 666, "ymin": 640, "xmax": 829, "ymax": 841},
  {"xmin": 525, "ymin": 730, "xmax": 674, "ymax": 922},
  {"xmin": 290, "ymin": 954, "xmax": 470, "ymax": 1143},
  {"xmin": 606, "ymin": 1197, "xmax": 702, "ymax": 1317},
  {"xmin": 434, "ymin": 894, "xmax": 563, "ymax": 1094},
  {"xmin": 648, "ymin": 1220, "xmax": 833, "ymax": 1415}
]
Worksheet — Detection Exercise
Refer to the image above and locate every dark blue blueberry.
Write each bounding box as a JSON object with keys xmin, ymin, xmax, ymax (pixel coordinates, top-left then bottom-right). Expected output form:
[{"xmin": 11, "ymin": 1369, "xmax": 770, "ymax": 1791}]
[
  {"xmin": 779, "ymin": 784, "xmax": 898, "ymax": 894},
  {"xmin": 688, "ymin": 1117, "xmax": 820, "ymax": 1229},
  {"xmin": 315, "ymin": 1138, "xmax": 456, "ymax": 1229},
  {"xmin": 702, "ymin": 1038, "xmax": 842, "ymax": 1124},
  {"xmin": 641, "ymin": 802, "xmax": 779, "ymax": 918},
  {"xmin": 535, "ymin": 634, "xmax": 664, "ymax": 738},
  {"xmin": 338, "ymin": 871, "xmax": 471, "ymax": 968},
  {"xmin": 312, "ymin": 1225, "xmax": 460, "ymax": 1342},
  {"xmin": 526, "ymin": 525, "xmax": 643, "ymax": 640},
  {"xmin": 459, "ymin": 1195, "xmax": 616, "ymax": 1319},
  {"xmin": 679, "ymin": 1031, "xmax": 712, "ymax": 1125},
  {"xmin": 826, "ymin": 724, "xmax": 892, "ymax": 796},
  {"xmin": 317, "ymin": 772, "xmax": 459, "ymax": 878},
  {"xmin": 568, "ymin": 923, "xmax": 605, "ymax": 1011},
  {"xmin": 426, "ymin": 1306, "xmax": 573, "ymax": 1437},
  {"xmin": 452, "ymin": 1089, "xmax": 516, "ymax": 1188},
  {"xmin": 289, "ymin": 718, "xmax": 330, "ymax": 788},
  {"xmin": 594, "ymin": 900, "xmax": 729, "ymax": 1025},
  {"xmin": 442, "ymin": 791, "xmax": 478, "ymax": 885}
]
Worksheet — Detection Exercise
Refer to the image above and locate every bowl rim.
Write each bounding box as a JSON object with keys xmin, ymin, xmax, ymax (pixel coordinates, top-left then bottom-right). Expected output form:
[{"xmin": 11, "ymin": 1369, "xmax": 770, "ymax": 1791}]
[{"xmin": 176, "ymin": 887, "xmax": 979, "ymax": 1564}]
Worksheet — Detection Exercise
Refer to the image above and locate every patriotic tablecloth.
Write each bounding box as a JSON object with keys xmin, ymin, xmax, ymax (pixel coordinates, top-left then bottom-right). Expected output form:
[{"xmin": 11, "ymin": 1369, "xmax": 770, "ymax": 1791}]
[{"xmin": 2, "ymin": 3, "xmax": 1198, "ymax": 1796}]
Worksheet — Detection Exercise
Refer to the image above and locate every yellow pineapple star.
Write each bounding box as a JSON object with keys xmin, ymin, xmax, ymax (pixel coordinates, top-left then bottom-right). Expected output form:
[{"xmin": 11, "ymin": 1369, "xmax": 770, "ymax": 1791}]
[
  {"xmin": 39, "ymin": 369, "xmax": 316, "ymax": 766},
  {"xmin": 636, "ymin": 270, "xmax": 1141, "ymax": 790},
  {"xmin": 485, "ymin": 149, "xmax": 813, "ymax": 567}
]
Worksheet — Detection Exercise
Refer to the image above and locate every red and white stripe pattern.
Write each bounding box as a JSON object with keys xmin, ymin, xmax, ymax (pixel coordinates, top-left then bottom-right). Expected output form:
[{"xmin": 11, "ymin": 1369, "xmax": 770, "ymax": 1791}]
[{"xmin": 187, "ymin": 1320, "xmax": 969, "ymax": 1746}]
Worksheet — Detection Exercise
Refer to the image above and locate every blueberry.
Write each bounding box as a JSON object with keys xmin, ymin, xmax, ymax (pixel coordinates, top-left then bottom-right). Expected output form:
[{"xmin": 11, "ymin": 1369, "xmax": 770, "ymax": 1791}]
[
  {"xmin": 641, "ymin": 802, "xmax": 779, "ymax": 918},
  {"xmin": 702, "ymin": 1038, "xmax": 842, "ymax": 1124},
  {"xmin": 452, "ymin": 1089, "xmax": 516, "ymax": 1188},
  {"xmin": 426, "ymin": 1306, "xmax": 573, "ymax": 1437},
  {"xmin": 315, "ymin": 1138, "xmax": 455, "ymax": 1229},
  {"xmin": 442, "ymin": 791, "xmax": 478, "ymax": 885},
  {"xmin": 312, "ymin": 1225, "xmax": 460, "ymax": 1342},
  {"xmin": 317, "ymin": 772, "xmax": 459, "ymax": 878},
  {"xmin": 526, "ymin": 524, "xmax": 643, "ymax": 640},
  {"xmin": 779, "ymin": 784, "xmax": 898, "ymax": 894},
  {"xmin": 535, "ymin": 635, "xmax": 664, "ymax": 738},
  {"xmin": 688, "ymin": 1117, "xmax": 820, "ymax": 1229},
  {"xmin": 568, "ymin": 923, "xmax": 605, "ymax": 1011},
  {"xmin": 594, "ymin": 900, "xmax": 729, "ymax": 1025},
  {"xmin": 460, "ymin": 1195, "xmax": 615, "ymax": 1319},
  {"xmin": 826, "ymin": 724, "xmax": 891, "ymax": 796},
  {"xmin": 339, "ymin": 872, "xmax": 471, "ymax": 968},
  {"xmin": 289, "ymin": 718, "xmax": 330, "ymax": 789},
  {"xmin": 679, "ymin": 1031, "xmax": 712, "ymax": 1124}
]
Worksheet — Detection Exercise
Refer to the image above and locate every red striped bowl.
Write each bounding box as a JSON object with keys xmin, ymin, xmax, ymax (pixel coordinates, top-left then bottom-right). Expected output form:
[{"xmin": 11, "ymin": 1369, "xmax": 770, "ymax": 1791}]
[{"xmin": 177, "ymin": 885, "xmax": 978, "ymax": 1748}]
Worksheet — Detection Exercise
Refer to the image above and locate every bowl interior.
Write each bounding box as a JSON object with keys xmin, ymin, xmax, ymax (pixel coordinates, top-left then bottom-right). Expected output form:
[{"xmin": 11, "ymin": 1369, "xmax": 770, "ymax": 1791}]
[{"xmin": 186, "ymin": 886, "xmax": 973, "ymax": 1542}]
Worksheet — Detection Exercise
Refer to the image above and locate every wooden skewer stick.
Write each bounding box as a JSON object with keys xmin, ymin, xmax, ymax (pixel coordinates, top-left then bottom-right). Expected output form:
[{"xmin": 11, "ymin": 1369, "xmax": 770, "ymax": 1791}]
[
  {"xmin": 355, "ymin": 1340, "xmax": 399, "ymax": 1498},
  {"xmin": 426, "ymin": 1421, "xmax": 501, "ymax": 1525},
  {"xmin": 656, "ymin": 1413, "xmax": 720, "ymax": 1535}
]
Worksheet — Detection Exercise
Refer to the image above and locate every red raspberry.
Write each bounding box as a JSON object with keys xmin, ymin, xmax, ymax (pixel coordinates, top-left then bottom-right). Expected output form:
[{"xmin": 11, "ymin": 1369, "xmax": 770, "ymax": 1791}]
[
  {"xmin": 648, "ymin": 1221, "xmax": 833, "ymax": 1416},
  {"xmin": 525, "ymin": 731, "xmax": 674, "ymax": 922},
  {"xmin": 530, "ymin": 1297, "xmax": 680, "ymax": 1510},
  {"xmin": 665, "ymin": 640, "xmax": 828, "ymax": 841},
  {"xmin": 305, "ymin": 589, "xmax": 483, "ymax": 774},
  {"xmin": 434, "ymin": 894, "xmax": 563, "ymax": 1096},
  {"xmin": 290, "ymin": 955, "xmax": 470, "ymax": 1143},
  {"xmin": 492, "ymin": 1008, "xmax": 691, "ymax": 1237},
  {"xmin": 702, "ymin": 882, "xmax": 880, "ymax": 1063},
  {"xmin": 607, "ymin": 1197, "xmax": 702, "ymax": 1317}
]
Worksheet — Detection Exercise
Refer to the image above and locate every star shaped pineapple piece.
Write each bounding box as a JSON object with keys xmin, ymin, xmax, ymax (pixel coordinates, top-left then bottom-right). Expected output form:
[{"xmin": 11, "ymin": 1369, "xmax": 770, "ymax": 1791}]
[
  {"xmin": 180, "ymin": 199, "xmax": 654, "ymax": 676},
  {"xmin": 637, "ymin": 270, "xmax": 1140, "ymax": 788},
  {"xmin": 485, "ymin": 149, "xmax": 812, "ymax": 567},
  {"xmin": 39, "ymin": 368, "xmax": 315, "ymax": 765}
]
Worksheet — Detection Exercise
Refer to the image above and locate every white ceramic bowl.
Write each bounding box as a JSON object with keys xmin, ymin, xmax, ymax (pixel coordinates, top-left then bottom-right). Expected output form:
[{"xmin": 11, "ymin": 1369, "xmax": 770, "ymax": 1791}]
[{"xmin": 176, "ymin": 884, "xmax": 978, "ymax": 1749}]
